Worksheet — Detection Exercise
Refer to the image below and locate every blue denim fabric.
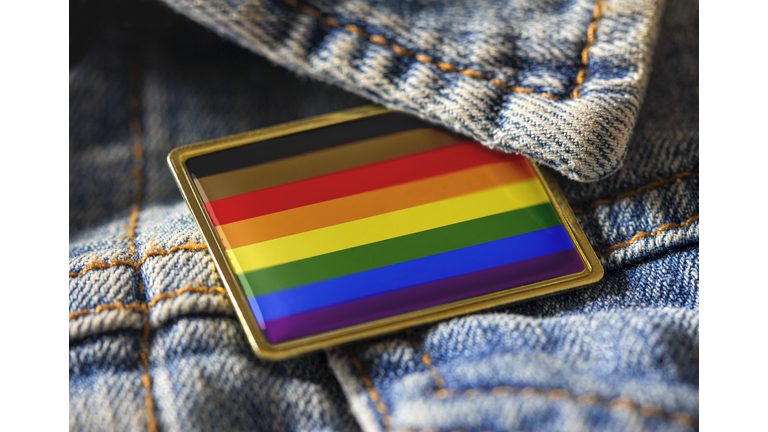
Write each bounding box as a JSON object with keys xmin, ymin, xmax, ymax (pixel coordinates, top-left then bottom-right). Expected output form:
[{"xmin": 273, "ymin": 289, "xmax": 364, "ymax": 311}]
[
  {"xmin": 69, "ymin": 0, "xmax": 698, "ymax": 430},
  {"xmin": 158, "ymin": 0, "xmax": 665, "ymax": 182}
]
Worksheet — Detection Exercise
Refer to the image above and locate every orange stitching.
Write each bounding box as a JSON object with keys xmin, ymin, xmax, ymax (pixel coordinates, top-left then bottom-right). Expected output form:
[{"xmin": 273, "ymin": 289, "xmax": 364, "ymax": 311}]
[
  {"xmin": 459, "ymin": 69, "xmax": 486, "ymax": 79},
  {"xmin": 137, "ymin": 239, "xmax": 209, "ymax": 267},
  {"xmin": 68, "ymin": 301, "xmax": 147, "ymax": 320},
  {"xmin": 370, "ymin": 34, "xmax": 388, "ymax": 46},
  {"xmin": 414, "ymin": 54, "xmax": 433, "ymax": 64},
  {"xmin": 391, "ymin": 44, "xmax": 412, "ymax": 57},
  {"xmin": 279, "ymin": 0, "xmax": 596, "ymax": 100},
  {"xmin": 126, "ymin": 87, "xmax": 144, "ymax": 251},
  {"xmin": 68, "ymin": 282, "xmax": 228, "ymax": 321},
  {"xmin": 138, "ymin": 280, "xmax": 158, "ymax": 432},
  {"xmin": 573, "ymin": 169, "xmax": 698, "ymax": 214},
  {"xmin": 406, "ymin": 330, "xmax": 446, "ymax": 390},
  {"xmin": 140, "ymin": 370, "xmax": 157, "ymax": 432},
  {"xmin": 600, "ymin": 215, "xmax": 699, "ymax": 255},
  {"xmin": 68, "ymin": 240, "xmax": 208, "ymax": 278},
  {"xmin": 121, "ymin": 204, "xmax": 141, "ymax": 251},
  {"xmin": 432, "ymin": 386, "xmax": 697, "ymax": 428},
  {"xmin": 129, "ymin": 62, "xmax": 154, "ymax": 432},
  {"xmin": 348, "ymin": 348, "xmax": 393, "ymax": 429},
  {"xmin": 572, "ymin": 0, "xmax": 604, "ymax": 98},
  {"xmin": 68, "ymin": 258, "xmax": 138, "ymax": 277}
]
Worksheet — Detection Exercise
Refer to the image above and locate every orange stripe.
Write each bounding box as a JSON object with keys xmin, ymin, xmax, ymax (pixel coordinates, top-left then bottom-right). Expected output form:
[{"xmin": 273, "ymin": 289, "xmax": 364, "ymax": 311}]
[{"xmin": 216, "ymin": 158, "xmax": 535, "ymax": 249}]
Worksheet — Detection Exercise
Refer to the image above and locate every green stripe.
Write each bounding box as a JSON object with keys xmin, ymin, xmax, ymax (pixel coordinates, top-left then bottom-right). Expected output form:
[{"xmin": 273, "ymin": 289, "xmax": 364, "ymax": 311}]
[{"xmin": 237, "ymin": 203, "xmax": 562, "ymax": 297}]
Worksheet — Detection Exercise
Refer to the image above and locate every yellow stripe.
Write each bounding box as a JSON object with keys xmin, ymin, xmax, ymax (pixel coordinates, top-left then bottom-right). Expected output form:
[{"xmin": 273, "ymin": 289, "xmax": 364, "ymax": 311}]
[{"xmin": 226, "ymin": 179, "xmax": 550, "ymax": 273}]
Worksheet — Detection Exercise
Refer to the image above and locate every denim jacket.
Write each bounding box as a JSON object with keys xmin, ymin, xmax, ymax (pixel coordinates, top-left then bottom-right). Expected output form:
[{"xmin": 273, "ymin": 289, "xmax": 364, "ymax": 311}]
[{"xmin": 69, "ymin": 0, "xmax": 698, "ymax": 430}]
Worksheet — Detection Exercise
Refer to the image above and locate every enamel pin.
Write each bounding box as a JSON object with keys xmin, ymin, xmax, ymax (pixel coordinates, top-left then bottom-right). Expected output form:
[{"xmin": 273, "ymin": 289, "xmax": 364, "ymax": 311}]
[{"xmin": 168, "ymin": 106, "xmax": 603, "ymax": 360}]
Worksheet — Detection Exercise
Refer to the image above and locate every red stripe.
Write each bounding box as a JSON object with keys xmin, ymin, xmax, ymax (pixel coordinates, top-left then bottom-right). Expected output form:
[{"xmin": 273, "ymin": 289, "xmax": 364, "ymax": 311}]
[{"xmin": 205, "ymin": 142, "xmax": 524, "ymax": 226}]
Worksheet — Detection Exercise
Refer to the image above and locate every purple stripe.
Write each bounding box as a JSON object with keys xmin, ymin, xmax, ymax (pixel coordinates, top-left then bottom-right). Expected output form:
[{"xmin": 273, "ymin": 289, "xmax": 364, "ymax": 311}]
[{"xmin": 263, "ymin": 248, "xmax": 584, "ymax": 343}]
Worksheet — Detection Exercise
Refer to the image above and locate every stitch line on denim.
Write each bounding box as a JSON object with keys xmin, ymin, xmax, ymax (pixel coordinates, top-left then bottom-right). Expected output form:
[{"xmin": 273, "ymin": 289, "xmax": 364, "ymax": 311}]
[
  {"xmin": 122, "ymin": 204, "xmax": 141, "ymax": 251},
  {"xmin": 279, "ymin": 0, "xmax": 604, "ymax": 100},
  {"xmin": 139, "ymin": 280, "xmax": 158, "ymax": 432},
  {"xmin": 406, "ymin": 330, "xmax": 446, "ymax": 391},
  {"xmin": 600, "ymin": 215, "xmax": 699, "ymax": 255},
  {"xmin": 572, "ymin": 168, "xmax": 699, "ymax": 214},
  {"xmin": 122, "ymin": 59, "xmax": 146, "ymax": 252},
  {"xmin": 431, "ymin": 387, "xmax": 697, "ymax": 428},
  {"xmin": 68, "ymin": 283, "xmax": 228, "ymax": 321},
  {"xmin": 572, "ymin": 0, "xmax": 604, "ymax": 98},
  {"xmin": 68, "ymin": 240, "xmax": 208, "ymax": 277},
  {"xmin": 126, "ymin": 53, "xmax": 157, "ymax": 432},
  {"xmin": 348, "ymin": 347, "xmax": 393, "ymax": 430}
]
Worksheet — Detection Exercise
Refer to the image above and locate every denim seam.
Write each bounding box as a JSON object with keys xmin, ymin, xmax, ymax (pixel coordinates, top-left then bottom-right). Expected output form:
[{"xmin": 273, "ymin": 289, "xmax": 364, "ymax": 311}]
[
  {"xmin": 124, "ymin": 51, "xmax": 145, "ymax": 252},
  {"xmin": 69, "ymin": 283, "xmax": 229, "ymax": 321},
  {"xmin": 430, "ymin": 386, "xmax": 697, "ymax": 429},
  {"xmin": 600, "ymin": 215, "xmax": 699, "ymax": 255},
  {"xmin": 572, "ymin": 168, "xmax": 699, "ymax": 214},
  {"xmin": 279, "ymin": 0, "xmax": 603, "ymax": 100},
  {"xmin": 408, "ymin": 334, "xmax": 697, "ymax": 429},
  {"xmin": 127, "ymin": 58, "xmax": 158, "ymax": 430},
  {"xmin": 139, "ymin": 279, "xmax": 158, "ymax": 432},
  {"xmin": 123, "ymin": 205, "xmax": 141, "ymax": 251},
  {"xmin": 406, "ymin": 330, "xmax": 446, "ymax": 391},
  {"xmin": 68, "ymin": 240, "xmax": 208, "ymax": 277},
  {"xmin": 348, "ymin": 347, "xmax": 393, "ymax": 430}
]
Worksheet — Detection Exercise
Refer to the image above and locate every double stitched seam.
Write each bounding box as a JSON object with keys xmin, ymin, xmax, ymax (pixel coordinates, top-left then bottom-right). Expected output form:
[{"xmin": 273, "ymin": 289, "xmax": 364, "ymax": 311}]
[
  {"xmin": 69, "ymin": 240, "xmax": 208, "ymax": 277},
  {"xmin": 599, "ymin": 215, "xmax": 699, "ymax": 255},
  {"xmin": 348, "ymin": 348, "xmax": 393, "ymax": 430},
  {"xmin": 432, "ymin": 387, "xmax": 698, "ymax": 429},
  {"xmin": 68, "ymin": 283, "xmax": 229, "ymax": 321},
  {"xmin": 124, "ymin": 55, "xmax": 157, "ymax": 432},
  {"xmin": 70, "ymin": 238, "xmax": 214, "ymax": 430},
  {"xmin": 406, "ymin": 331, "xmax": 446, "ymax": 390},
  {"xmin": 409, "ymin": 338, "xmax": 692, "ymax": 427},
  {"xmin": 279, "ymin": 0, "xmax": 604, "ymax": 100},
  {"xmin": 70, "ymin": 281, "xmax": 228, "ymax": 432},
  {"xmin": 405, "ymin": 338, "xmax": 697, "ymax": 429},
  {"xmin": 572, "ymin": 168, "xmax": 699, "ymax": 214}
]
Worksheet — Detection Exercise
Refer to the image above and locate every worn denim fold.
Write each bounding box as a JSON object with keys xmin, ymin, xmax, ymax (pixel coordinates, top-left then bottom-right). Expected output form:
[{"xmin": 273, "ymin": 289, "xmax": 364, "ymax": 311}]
[{"xmin": 157, "ymin": 0, "xmax": 666, "ymax": 181}]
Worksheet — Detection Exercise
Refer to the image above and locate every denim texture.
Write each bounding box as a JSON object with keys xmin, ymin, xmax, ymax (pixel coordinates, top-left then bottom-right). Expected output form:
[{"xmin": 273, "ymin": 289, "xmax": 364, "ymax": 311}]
[
  {"xmin": 157, "ymin": 0, "xmax": 665, "ymax": 182},
  {"xmin": 69, "ymin": 0, "xmax": 698, "ymax": 430}
]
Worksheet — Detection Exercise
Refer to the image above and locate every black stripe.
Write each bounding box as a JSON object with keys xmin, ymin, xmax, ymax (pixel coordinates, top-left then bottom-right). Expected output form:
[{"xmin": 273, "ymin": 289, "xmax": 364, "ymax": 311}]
[{"xmin": 186, "ymin": 112, "xmax": 441, "ymax": 178}]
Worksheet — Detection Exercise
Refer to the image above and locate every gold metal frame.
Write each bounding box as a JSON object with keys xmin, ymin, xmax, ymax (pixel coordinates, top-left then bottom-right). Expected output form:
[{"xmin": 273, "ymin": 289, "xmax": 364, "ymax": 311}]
[{"xmin": 167, "ymin": 105, "xmax": 603, "ymax": 360}]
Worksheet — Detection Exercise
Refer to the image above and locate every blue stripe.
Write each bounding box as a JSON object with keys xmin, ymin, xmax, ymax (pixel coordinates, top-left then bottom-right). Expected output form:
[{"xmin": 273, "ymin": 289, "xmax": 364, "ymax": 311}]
[{"xmin": 249, "ymin": 225, "xmax": 575, "ymax": 322}]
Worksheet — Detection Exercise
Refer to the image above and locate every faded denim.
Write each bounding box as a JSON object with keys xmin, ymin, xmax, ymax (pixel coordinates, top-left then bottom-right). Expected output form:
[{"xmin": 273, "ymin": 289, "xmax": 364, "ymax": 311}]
[
  {"xmin": 69, "ymin": 0, "xmax": 698, "ymax": 431},
  {"xmin": 159, "ymin": 0, "xmax": 665, "ymax": 182}
]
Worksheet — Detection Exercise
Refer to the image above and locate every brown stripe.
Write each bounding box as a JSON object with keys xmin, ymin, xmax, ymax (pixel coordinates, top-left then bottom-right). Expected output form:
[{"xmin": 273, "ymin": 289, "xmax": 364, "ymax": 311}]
[{"xmin": 194, "ymin": 128, "xmax": 462, "ymax": 202}]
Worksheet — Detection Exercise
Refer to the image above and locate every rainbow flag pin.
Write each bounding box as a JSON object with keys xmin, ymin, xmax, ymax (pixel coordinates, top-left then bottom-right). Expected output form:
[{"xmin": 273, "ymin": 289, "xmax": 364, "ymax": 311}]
[{"xmin": 169, "ymin": 106, "xmax": 602, "ymax": 360}]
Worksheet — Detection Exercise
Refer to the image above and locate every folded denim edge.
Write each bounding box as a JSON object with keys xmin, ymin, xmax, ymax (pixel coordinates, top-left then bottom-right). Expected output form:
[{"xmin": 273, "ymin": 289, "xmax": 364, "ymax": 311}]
[
  {"xmin": 69, "ymin": 290, "xmax": 235, "ymax": 342},
  {"xmin": 599, "ymin": 218, "xmax": 699, "ymax": 271},
  {"xmin": 157, "ymin": 0, "xmax": 665, "ymax": 182}
]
